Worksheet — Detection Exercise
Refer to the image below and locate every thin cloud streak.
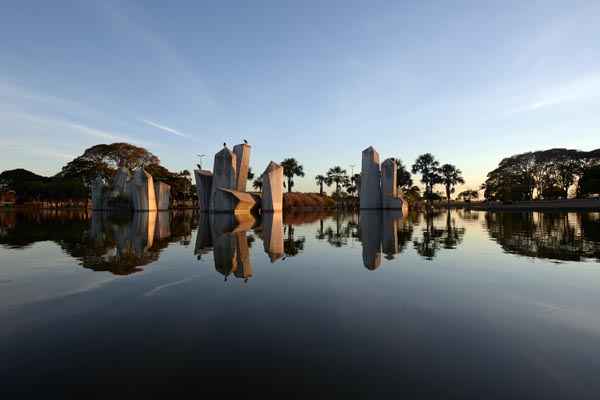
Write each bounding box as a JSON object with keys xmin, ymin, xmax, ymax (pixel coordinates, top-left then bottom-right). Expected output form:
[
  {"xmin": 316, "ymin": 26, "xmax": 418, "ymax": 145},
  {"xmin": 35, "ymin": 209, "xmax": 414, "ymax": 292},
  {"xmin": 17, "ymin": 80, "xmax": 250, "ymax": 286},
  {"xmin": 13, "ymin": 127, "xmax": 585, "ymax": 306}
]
[
  {"xmin": 140, "ymin": 119, "xmax": 189, "ymax": 138},
  {"xmin": 510, "ymin": 75, "xmax": 600, "ymax": 114}
]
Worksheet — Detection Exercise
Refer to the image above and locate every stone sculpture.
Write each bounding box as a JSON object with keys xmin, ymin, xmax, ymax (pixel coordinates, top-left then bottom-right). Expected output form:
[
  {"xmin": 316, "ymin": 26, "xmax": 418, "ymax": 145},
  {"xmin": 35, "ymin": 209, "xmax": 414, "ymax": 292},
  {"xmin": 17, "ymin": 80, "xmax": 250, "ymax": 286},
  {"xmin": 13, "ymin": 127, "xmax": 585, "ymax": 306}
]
[
  {"xmin": 233, "ymin": 143, "xmax": 251, "ymax": 192},
  {"xmin": 194, "ymin": 170, "xmax": 213, "ymax": 212},
  {"xmin": 130, "ymin": 168, "xmax": 157, "ymax": 211},
  {"xmin": 195, "ymin": 142, "xmax": 280, "ymax": 215},
  {"xmin": 154, "ymin": 181, "xmax": 171, "ymax": 210},
  {"xmin": 91, "ymin": 176, "xmax": 107, "ymax": 210},
  {"xmin": 260, "ymin": 161, "xmax": 284, "ymax": 212},
  {"xmin": 360, "ymin": 147, "xmax": 382, "ymax": 209},
  {"xmin": 360, "ymin": 147, "xmax": 408, "ymax": 213},
  {"xmin": 210, "ymin": 147, "xmax": 238, "ymax": 212}
]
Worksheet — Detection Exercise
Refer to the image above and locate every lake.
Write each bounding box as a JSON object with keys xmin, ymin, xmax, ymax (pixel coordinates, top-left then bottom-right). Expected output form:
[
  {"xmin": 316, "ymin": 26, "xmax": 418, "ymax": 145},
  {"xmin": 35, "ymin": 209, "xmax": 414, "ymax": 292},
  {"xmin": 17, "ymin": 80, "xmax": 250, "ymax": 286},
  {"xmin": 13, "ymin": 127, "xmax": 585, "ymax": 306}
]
[{"xmin": 1, "ymin": 209, "xmax": 600, "ymax": 398}]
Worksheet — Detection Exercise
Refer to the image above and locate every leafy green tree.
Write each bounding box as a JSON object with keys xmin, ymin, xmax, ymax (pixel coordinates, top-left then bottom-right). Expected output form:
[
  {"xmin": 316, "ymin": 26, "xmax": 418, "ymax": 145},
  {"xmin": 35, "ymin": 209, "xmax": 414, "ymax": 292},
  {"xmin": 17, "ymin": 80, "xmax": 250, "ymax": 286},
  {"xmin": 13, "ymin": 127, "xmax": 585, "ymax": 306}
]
[
  {"xmin": 315, "ymin": 174, "xmax": 327, "ymax": 195},
  {"xmin": 326, "ymin": 166, "xmax": 349, "ymax": 195},
  {"xmin": 439, "ymin": 164, "xmax": 465, "ymax": 206},
  {"xmin": 411, "ymin": 153, "xmax": 441, "ymax": 199},
  {"xmin": 281, "ymin": 158, "xmax": 305, "ymax": 193}
]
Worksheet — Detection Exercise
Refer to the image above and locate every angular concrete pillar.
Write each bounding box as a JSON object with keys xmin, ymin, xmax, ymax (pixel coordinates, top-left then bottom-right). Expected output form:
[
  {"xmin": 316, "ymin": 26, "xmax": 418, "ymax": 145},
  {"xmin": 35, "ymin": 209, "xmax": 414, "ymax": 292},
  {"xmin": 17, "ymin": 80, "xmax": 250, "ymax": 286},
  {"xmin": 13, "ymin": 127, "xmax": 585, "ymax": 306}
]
[
  {"xmin": 130, "ymin": 168, "xmax": 157, "ymax": 211},
  {"xmin": 210, "ymin": 147, "xmax": 237, "ymax": 212},
  {"xmin": 233, "ymin": 143, "xmax": 251, "ymax": 192},
  {"xmin": 111, "ymin": 167, "xmax": 131, "ymax": 195},
  {"xmin": 360, "ymin": 146, "xmax": 382, "ymax": 209},
  {"xmin": 91, "ymin": 176, "xmax": 107, "ymax": 210},
  {"xmin": 261, "ymin": 161, "xmax": 284, "ymax": 212},
  {"xmin": 382, "ymin": 210, "xmax": 402, "ymax": 259},
  {"xmin": 381, "ymin": 158, "xmax": 397, "ymax": 207},
  {"xmin": 194, "ymin": 170, "xmax": 213, "ymax": 212},
  {"xmin": 154, "ymin": 181, "xmax": 171, "ymax": 210}
]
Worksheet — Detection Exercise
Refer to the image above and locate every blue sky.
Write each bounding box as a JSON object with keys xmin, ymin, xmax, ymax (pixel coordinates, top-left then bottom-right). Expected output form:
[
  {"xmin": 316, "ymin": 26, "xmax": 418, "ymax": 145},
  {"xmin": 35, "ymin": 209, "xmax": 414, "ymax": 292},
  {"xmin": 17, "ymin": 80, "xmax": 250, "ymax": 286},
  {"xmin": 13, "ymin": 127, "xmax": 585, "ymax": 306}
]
[{"xmin": 1, "ymin": 0, "xmax": 599, "ymax": 193}]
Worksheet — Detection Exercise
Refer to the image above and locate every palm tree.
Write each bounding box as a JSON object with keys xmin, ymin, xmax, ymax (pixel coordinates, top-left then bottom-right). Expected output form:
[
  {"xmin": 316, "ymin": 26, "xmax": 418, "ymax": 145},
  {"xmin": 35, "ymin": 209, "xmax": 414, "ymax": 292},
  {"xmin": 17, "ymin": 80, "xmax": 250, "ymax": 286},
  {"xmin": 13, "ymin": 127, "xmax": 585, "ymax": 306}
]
[
  {"xmin": 412, "ymin": 153, "xmax": 441, "ymax": 200},
  {"xmin": 326, "ymin": 166, "xmax": 349, "ymax": 195},
  {"xmin": 315, "ymin": 174, "xmax": 327, "ymax": 195},
  {"xmin": 252, "ymin": 178, "xmax": 263, "ymax": 191},
  {"xmin": 439, "ymin": 164, "xmax": 465, "ymax": 207},
  {"xmin": 281, "ymin": 158, "xmax": 305, "ymax": 193},
  {"xmin": 395, "ymin": 159, "xmax": 413, "ymax": 189}
]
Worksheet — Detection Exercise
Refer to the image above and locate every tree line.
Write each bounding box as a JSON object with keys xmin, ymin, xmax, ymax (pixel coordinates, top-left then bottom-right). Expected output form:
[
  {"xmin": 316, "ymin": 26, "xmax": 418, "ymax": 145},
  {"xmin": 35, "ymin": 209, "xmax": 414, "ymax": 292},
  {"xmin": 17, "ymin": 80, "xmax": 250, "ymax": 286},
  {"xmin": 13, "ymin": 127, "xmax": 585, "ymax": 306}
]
[
  {"xmin": 271, "ymin": 154, "xmax": 468, "ymax": 206},
  {"xmin": 0, "ymin": 143, "xmax": 195, "ymax": 206},
  {"xmin": 482, "ymin": 148, "xmax": 600, "ymax": 201}
]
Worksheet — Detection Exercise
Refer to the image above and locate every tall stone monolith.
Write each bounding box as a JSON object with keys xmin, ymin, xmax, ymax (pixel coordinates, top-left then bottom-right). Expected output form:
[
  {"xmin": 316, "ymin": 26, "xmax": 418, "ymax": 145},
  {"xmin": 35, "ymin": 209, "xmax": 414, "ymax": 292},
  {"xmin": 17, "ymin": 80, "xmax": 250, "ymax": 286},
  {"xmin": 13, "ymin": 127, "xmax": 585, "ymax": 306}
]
[
  {"xmin": 261, "ymin": 161, "xmax": 284, "ymax": 212},
  {"xmin": 194, "ymin": 170, "xmax": 213, "ymax": 212},
  {"xmin": 210, "ymin": 148, "xmax": 237, "ymax": 212},
  {"xmin": 130, "ymin": 168, "xmax": 157, "ymax": 211},
  {"xmin": 154, "ymin": 182, "xmax": 171, "ymax": 210},
  {"xmin": 91, "ymin": 176, "xmax": 107, "ymax": 210},
  {"xmin": 360, "ymin": 146, "xmax": 382, "ymax": 209},
  {"xmin": 233, "ymin": 143, "xmax": 251, "ymax": 192}
]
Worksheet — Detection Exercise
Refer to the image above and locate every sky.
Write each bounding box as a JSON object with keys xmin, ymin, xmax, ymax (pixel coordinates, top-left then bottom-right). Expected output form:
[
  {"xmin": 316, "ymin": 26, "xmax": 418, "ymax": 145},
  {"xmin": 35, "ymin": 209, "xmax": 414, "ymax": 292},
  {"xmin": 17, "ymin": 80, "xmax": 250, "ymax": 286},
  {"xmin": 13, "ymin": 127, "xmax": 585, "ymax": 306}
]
[{"xmin": 1, "ymin": 0, "xmax": 599, "ymax": 193}]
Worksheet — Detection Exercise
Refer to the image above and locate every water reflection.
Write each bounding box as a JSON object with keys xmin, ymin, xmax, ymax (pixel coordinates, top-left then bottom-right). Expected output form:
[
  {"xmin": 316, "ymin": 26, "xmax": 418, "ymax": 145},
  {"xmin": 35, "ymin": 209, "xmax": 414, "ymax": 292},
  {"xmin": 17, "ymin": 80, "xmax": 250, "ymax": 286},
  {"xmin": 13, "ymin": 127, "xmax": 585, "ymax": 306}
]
[
  {"xmin": 412, "ymin": 211, "xmax": 465, "ymax": 260},
  {"xmin": 486, "ymin": 212, "xmax": 600, "ymax": 262},
  {"xmin": 0, "ymin": 210, "xmax": 195, "ymax": 275},
  {"xmin": 3, "ymin": 210, "xmax": 600, "ymax": 280}
]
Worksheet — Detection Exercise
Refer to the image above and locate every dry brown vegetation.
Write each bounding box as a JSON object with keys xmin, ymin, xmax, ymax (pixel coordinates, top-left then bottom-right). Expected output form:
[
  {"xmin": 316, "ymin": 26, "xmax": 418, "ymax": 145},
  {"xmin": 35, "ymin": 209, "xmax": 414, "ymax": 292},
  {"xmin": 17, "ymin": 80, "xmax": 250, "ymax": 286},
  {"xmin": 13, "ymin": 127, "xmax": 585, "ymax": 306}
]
[{"xmin": 283, "ymin": 192, "xmax": 336, "ymax": 210}]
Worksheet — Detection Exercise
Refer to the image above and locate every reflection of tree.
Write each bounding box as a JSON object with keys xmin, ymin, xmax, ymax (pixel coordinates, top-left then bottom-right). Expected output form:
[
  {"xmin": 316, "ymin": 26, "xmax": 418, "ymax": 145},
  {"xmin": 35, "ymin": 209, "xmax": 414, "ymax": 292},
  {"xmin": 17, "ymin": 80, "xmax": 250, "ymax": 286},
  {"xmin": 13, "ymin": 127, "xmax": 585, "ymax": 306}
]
[
  {"xmin": 315, "ymin": 214, "xmax": 359, "ymax": 248},
  {"xmin": 284, "ymin": 225, "xmax": 305, "ymax": 257},
  {"xmin": 0, "ymin": 211, "xmax": 193, "ymax": 275},
  {"xmin": 413, "ymin": 211, "xmax": 465, "ymax": 260},
  {"xmin": 485, "ymin": 212, "xmax": 600, "ymax": 262}
]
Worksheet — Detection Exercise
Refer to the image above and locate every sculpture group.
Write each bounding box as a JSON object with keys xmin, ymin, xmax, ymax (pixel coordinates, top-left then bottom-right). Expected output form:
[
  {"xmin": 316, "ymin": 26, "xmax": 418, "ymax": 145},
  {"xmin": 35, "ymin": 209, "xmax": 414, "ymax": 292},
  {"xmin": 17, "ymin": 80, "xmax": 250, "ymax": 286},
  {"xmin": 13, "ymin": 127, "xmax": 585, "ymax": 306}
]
[
  {"xmin": 91, "ymin": 167, "xmax": 171, "ymax": 211},
  {"xmin": 194, "ymin": 143, "xmax": 283, "ymax": 214},
  {"xmin": 360, "ymin": 146, "xmax": 408, "ymax": 214},
  {"xmin": 91, "ymin": 143, "xmax": 407, "ymax": 216}
]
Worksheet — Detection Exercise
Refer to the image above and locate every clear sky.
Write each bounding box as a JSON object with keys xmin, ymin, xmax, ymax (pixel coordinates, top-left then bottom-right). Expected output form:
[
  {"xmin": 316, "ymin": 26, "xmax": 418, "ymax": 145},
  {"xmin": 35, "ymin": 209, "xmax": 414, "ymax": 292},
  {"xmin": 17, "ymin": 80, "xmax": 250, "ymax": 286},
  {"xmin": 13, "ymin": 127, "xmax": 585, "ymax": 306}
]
[{"xmin": 1, "ymin": 0, "xmax": 599, "ymax": 193}]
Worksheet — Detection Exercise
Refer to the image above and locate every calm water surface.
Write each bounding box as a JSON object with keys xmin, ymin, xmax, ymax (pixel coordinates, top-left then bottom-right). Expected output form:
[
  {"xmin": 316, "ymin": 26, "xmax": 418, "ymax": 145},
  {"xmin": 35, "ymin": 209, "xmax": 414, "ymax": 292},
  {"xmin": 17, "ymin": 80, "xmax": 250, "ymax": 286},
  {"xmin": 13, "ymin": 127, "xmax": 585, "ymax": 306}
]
[{"xmin": 1, "ymin": 209, "xmax": 600, "ymax": 398}]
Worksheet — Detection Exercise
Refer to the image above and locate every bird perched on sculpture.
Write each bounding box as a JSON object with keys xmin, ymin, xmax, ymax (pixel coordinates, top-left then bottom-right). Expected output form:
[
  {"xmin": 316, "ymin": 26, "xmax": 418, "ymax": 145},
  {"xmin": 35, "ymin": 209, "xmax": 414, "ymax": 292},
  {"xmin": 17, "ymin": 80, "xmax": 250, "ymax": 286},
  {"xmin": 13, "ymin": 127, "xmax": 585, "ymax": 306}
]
[{"xmin": 223, "ymin": 142, "xmax": 226, "ymax": 147}]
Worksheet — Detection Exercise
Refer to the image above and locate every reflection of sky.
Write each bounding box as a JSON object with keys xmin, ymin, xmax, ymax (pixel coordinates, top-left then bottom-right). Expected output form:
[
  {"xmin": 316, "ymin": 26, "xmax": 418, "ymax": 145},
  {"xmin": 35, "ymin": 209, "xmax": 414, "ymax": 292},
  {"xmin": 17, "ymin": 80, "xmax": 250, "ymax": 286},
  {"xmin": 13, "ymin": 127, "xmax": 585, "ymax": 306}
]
[{"xmin": 2, "ymin": 211, "xmax": 600, "ymax": 394}]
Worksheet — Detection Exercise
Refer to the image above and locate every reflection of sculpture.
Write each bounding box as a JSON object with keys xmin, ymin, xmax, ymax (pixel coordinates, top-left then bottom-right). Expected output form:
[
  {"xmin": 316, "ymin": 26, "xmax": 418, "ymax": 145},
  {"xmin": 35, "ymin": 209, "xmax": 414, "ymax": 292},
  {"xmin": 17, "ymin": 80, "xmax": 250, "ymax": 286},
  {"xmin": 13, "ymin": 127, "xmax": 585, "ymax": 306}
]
[
  {"xmin": 359, "ymin": 211, "xmax": 382, "ymax": 270},
  {"xmin": 193, "ymin": 213, "xmax": 257, "ymax": 279},
  {"xmin": 360, "ymin": 147, "xmax": 408, "ymax": 213},
  {"xmin": 260, "ymin": 212, "xmax": 284, "ymax": 262}
]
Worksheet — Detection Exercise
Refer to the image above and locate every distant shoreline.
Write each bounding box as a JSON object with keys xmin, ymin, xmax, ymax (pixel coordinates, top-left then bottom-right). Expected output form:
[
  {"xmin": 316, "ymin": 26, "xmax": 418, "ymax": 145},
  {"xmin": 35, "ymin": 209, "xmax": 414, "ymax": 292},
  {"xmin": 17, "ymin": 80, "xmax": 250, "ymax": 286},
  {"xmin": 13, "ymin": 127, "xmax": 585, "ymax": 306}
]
[{"xmin": 463, "ymin": 198, "xmax": 600, "ymax": 211}]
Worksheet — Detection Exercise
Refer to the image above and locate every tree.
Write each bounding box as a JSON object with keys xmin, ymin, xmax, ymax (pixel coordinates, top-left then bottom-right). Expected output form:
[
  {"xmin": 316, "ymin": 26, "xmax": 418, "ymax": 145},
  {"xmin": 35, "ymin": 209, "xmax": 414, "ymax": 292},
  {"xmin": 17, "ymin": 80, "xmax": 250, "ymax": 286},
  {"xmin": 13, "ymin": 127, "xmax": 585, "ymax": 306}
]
[
  {"xmin": 411, "ymin": 153, "xmax": 441, "ymax": 199},
  {"xmin": 578, "ymin": 165, "xmax": 600, "ymax": 197},
  {"xmin": 439, "ymin": 164, "xmax": 465, "ymax": 206},
  {"xmin": 326, "ymin": 166, "xmax": 349, "ymax": 195},
  {"xmin": 483, "ymin": 148, "xmax": 600, "ymax": 201},
  {"xmin": 247, "ymin": 167, "xmax": 255, "ymax": 181},
  {"xmin": 457, "ymin": 189, "xmax": 479, "ymax": 202},
  {"xmin": 281, "ymin": 158, "xmax": 305, "ymax": 193},
  {"xmin": 395, "ymin": 159, "xmax": 413, "ymax": 189},
  {"xmin": 58, "ymin": 143, "xmax": 160, "ymax": 187},
  {"xmin": 315, "ymin": 174, "xmax": 327, "ymax": 195},
  {"xmin": 252, "ymin": 178, "xmax": 263, "ymax": 191}
]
